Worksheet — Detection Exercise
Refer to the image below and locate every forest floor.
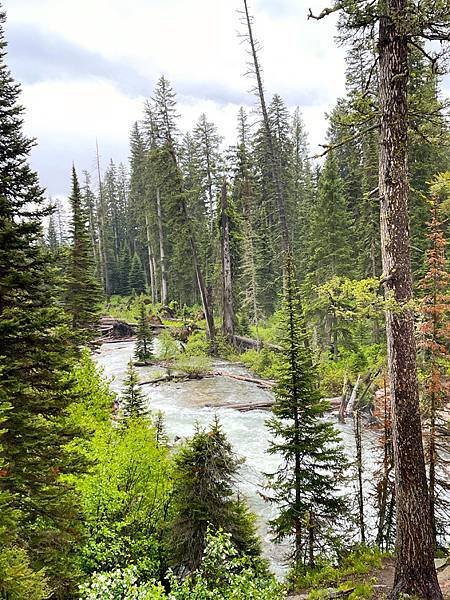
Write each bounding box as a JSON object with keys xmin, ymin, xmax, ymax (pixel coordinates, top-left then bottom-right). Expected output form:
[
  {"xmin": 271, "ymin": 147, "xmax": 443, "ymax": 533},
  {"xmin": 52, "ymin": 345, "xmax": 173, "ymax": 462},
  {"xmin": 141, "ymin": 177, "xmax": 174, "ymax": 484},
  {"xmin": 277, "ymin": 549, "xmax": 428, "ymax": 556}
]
[
  {"xmin": 370, "ymin": 558, "xmax": 450, "ymax": 599},
  {"xmin": 290, "ymin": 557, "xmax": 450, "ymax": 599}
]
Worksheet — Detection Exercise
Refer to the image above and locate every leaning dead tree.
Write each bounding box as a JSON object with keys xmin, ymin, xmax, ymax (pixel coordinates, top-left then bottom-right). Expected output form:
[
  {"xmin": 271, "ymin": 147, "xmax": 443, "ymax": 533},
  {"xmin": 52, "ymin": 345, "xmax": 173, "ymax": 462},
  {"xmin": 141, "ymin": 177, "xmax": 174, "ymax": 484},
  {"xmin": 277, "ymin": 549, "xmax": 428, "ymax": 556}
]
[
  {"xmin": 220, "ymin": 178, "xmax": 235, "ymax": 341},
  {"xmin": 241, "ymin": 0, "xmax": 291, "ymax": 266},
  {"xmin": 309, "ymin": 1, "xmax": 449, "ymax": 598}
]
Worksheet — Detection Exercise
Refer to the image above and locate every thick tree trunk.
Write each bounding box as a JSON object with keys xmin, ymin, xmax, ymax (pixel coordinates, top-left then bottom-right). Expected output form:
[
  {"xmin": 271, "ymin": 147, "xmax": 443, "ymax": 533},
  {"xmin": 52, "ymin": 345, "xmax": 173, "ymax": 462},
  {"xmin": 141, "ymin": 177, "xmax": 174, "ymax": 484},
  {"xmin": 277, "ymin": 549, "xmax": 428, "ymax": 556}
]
[
  {"xmin": 378, "ymin": 3, "xmax": 442, "ymax": 597},
  {"xmin": 156, "ymin": 187, "xmax": 169, "ymax": 305},
  {"xmin": 220, "ymin": 179, "xmax": 235, "ymax": 341}
]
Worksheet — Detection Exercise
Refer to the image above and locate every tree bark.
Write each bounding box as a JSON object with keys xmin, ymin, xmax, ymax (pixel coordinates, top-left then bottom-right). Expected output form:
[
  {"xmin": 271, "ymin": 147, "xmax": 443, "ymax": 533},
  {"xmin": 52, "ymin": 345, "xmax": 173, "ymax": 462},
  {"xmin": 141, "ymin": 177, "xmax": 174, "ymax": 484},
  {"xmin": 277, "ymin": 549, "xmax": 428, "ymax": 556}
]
[
  {"xmin": 378, "ymin": 3, "xmax": 442, "ymax": 597},
  {"xmin": 145, "ymin": 214, "xmax": 156, "ymax": 304},
  {"xmin": 144, "ymin": 212, "xmax": 157, "ymax": 304},
  {"xmin": 220, "ymin": 179, "xmax": 235, "ymax": 341},
  {"xmin": 96, "ymin": 140, "xmax": 110, "ymax": 296},
  {"xmin": 156, "ymin": 187, "xmax": 168, "ymax": 305},
  {"xmin": 354, "ymin": 409, "xmax": 365, "ymax": 544}
]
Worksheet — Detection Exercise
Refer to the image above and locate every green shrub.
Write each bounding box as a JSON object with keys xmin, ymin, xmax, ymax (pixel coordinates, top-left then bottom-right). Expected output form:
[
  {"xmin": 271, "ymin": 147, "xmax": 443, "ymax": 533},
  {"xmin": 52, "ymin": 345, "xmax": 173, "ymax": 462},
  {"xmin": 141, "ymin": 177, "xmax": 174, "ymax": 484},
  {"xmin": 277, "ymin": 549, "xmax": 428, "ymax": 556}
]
[
  {"xmin": 76, "ymin": 419, "xmax": 172, "ymax": 580},
  {"xmin": 79, "ymin": 566, "xmax": 166, "ymax": 599},
  {"xmin": 183, "ymin": 331, "xmax": 210, "ymax": 357},
  {"xmin": 156, "ymin": 331, "xmax": 180, "ymax": 362},
  {"xmin": 168, "ymin": 528, "xmax": 286, "ymax": 599},
  {"xmin": 174, "ymin": 356, "xmax": 212, "ymax": 376},
  {"xmin": 240, "ymin": 348, "xmax": 277, "ymax": 379},
  {"xmin": 289, "ymin": 545, "xmax": 383, "ymax": 591}
]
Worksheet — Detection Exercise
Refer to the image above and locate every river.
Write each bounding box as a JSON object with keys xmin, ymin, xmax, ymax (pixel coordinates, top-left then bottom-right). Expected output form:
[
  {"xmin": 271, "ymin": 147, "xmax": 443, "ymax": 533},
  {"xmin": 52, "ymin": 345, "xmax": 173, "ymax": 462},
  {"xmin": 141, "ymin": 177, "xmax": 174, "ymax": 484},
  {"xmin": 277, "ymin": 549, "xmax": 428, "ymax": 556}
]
[{"xmin": 94, "ymin": 340, "xmax": 380, "ymax": 577}]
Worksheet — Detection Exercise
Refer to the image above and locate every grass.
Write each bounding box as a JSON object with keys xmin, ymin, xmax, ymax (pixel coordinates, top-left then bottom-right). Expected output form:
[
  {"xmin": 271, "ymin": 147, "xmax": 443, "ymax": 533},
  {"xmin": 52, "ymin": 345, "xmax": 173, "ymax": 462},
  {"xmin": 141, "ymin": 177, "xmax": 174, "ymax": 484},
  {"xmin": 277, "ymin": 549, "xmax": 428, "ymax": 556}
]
[{"xmin": 289, "ymin": 546, "xmax": 386, "ymax": 599}]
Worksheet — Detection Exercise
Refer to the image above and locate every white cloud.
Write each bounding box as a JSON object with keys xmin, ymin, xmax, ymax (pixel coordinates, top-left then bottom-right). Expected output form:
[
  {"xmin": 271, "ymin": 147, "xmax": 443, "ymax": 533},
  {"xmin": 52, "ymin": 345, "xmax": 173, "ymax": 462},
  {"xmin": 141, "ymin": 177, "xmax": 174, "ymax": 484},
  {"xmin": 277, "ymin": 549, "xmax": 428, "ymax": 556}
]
[{"xmin": 4, "ymin": 0, "xmax": 347, "ymax": 195}]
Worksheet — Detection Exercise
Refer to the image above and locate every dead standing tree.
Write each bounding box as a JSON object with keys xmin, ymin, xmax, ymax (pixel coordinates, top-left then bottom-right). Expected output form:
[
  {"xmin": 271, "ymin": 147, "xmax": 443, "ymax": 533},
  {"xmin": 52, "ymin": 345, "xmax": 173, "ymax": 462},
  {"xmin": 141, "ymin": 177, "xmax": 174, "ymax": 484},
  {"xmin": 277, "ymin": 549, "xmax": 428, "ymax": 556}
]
[
  {"xmin": 309, "ymin": 1, "xmax": 449, "ymax": 598},
  {"xmin": 220, "ymin": 178, "xmax": 235, "ymax": 342},
  {"xmin": 240, "ymin": 0, "xmax": 291, "ymax": 279}
]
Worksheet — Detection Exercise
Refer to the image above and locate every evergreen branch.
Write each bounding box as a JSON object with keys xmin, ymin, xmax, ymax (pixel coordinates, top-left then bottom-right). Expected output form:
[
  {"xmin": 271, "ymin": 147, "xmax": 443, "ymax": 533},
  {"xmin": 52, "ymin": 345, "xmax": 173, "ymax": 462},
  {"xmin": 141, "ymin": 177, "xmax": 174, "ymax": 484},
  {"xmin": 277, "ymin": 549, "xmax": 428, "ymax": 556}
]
[
  {"xmin": 408, "ymin": 39, "xmax": 439, "ymax": 71},
  {"xmin": 312, "ymin": 123, "xmax": 379, "ymax": 159},
  {"xmin": 362, "ymin": 56, "xmax": 379, "ymax": 95},
  {"xmin": 308, "ymin": 5, "xmax": 342, "ymax": 20}
]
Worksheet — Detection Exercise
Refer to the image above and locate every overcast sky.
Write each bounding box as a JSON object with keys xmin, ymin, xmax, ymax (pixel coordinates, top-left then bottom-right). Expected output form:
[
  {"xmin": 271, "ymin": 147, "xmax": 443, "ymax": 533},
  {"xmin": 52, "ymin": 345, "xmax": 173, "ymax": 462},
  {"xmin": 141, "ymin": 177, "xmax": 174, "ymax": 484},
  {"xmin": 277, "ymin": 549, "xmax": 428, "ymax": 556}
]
[{"xmin": 3, "ymin": 0, "xmax": 448, "ymax": 199}]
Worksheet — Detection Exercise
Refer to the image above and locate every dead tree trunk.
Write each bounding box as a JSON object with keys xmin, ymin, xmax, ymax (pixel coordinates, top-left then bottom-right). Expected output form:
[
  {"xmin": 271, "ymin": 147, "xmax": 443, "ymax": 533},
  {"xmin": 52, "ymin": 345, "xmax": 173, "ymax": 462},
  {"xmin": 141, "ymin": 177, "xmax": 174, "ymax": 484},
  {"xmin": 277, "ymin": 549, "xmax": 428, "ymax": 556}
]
[
  {"xmin": 156, "ymin": 187, "xmax": 168, "ymax": 305},
  {"xmin": 96, "ymin": 139, "xmax": 110, "ymax": 296},
  {"xmin": 354, "ymin": 409, "xmax": 366, "ymax": 544},
  {"xmin": 346, "ymin": 374, "xmax": 361, "ymax": 416},
  {"xmin": 187, "ymin": 224, "xmax": 215, "ymax": 348},
  {"xmin": 242, "ymin": 0, "xmax": 290, "ymax": 264},
  {"xmin": 378, "ymin": 3, "xmax": 441, "ymax": 597},
  {"xmin": 144, "ymin": 213, "xmax": 157, "ymax": 304},
  {"xmin": 164, "ymin": 142, "xmax": 215, "ymax": 348},
  {"xmin": 220, "ymin": 178, "xmax": 235, "ymax": 341}
]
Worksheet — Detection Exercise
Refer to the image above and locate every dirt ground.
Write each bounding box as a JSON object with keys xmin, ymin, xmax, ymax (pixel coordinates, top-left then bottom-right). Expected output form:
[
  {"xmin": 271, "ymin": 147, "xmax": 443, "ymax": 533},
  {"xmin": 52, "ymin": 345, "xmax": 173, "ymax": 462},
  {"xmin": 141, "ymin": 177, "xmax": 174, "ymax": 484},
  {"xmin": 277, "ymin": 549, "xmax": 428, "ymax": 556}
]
[
  {"xmin": 372, "ymin": 558, "xmax": 450, "ymax": 599},
  {"xmin": 289, "ymin": 557, "xmax": 450, "ymax": 599}
]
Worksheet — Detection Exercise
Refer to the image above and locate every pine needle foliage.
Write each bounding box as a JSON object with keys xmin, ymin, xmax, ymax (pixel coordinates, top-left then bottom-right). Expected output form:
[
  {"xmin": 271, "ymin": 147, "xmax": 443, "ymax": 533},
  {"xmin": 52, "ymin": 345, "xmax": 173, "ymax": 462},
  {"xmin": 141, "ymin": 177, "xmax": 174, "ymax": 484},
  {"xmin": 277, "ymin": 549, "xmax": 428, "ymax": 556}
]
[
  {"xmin": 135, "ymin": 301, "xmax": 154, "ymax": 362},
  {"xmin": 266, "ymin": 255, "xmax": 348, "ymax": 569},
  {"xmin": 0, "ymin": 11, "xmax": 87, "ymax": 594},
  {"xmin": 122, "ymin": 360, "xmax": 149, "ymax": 420},
  {"xmin": 66, "ymin": 166, "xmax": 103, "ymax": 336},
  {"xmin": 169, "ymin": 417, "xmax": 261, "ymax": 572}
]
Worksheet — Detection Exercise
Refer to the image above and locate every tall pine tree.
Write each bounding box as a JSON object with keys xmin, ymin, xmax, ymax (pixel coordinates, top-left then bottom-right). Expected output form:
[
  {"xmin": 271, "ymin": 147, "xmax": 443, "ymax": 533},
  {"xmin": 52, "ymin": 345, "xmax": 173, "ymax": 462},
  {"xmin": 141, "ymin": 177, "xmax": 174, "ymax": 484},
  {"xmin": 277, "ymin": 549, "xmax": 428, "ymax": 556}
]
[
  {"xmin": 266, "ymin": 256, "xmax": 347, "ymax": 569},
  {"xmin": 66, "ymin": 166, "xmax": 102, "ymax": 335},
  {"xmin": 0, "ymin": 10, "xmax": 86, "ymax": 595}
]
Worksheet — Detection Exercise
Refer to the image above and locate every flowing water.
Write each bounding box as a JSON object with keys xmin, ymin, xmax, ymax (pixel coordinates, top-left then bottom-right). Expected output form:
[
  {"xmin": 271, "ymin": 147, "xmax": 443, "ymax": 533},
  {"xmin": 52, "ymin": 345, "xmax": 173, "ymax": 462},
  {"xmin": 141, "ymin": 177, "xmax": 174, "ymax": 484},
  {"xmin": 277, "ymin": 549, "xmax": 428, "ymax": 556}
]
[{"xmin": 94, "ymin": 340, "xmax": 380, "ymax": 577}]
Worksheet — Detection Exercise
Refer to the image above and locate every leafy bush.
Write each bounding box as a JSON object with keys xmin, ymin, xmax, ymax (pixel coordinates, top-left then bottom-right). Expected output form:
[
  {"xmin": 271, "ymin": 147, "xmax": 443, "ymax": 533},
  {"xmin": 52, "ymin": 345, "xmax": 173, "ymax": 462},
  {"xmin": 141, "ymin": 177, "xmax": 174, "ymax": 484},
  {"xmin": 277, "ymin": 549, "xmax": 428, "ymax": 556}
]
[
  {"xmin": 240, "ymin": 348, "xmax": 277, "ymax": 380},
  {"xmin": 105, "ymin": 295, "xmax": 154, "ymax": 323},
  {"xmin": 79, "ymin": 566, "xmax": 165, "ymax": 599},
  {"xmin": 79, "ymin": 531, "xmax": 285, "ymax": 600},
  {"xmin": 65, "ymin": 349, "xmax": 114, "ymax": 433},
  {"xmin": 168, "ymin": 528, "xmax": 286, "ymax": 599},
  {"xmin": 317, "ymin": 345, "xmax": 385, "ymax": 397},
  {"xmin": 156, "ymin": 331, "xmax": 180, "ymax": 362},
  {"xmin": 76, "ymin": 419, "xmax": 172, "ymax": 580},
  {"xmin": 183, "ymin": 331, "xmax": 210, "ymax": 357}
]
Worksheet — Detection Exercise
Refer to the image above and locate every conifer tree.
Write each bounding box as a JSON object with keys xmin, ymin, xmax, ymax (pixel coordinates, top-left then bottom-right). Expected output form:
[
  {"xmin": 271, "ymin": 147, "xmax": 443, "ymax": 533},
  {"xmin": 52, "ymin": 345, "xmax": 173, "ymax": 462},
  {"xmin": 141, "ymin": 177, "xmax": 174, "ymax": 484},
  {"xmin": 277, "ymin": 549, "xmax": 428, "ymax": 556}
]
[
  {"xmin": 122, "ymin": 360, "xmax": 148, "ymax": 419},
  {"xmin": 129, "ymin": 253, "xmax": 146, "ymax": 295},
  {"xmin": 66, "ymin": 166, "xmax": 102, "ymax": 335},
  {"xmin": 134, "ymin": 302, "xmax": 154, "ymax": 362},
  {"xmin": 193, "ymin": 113, "xmax": 223, "ymax": 225},
  {"xmin": 0, "ymin": 10, "xmax": 86, "ymax": 593},
  {"xmin": 47, "ymin": 214, "xmax": 59, "ymax": 250},
  {"xmin": 154, "ymin": 410, "xmax": 168, "ymax": 447},
  {"xmin": 266, "ymin": 256, "xmax": 347, "ymax": 569},
  {"xmin": 118, "ymin": 244, "xmax": 132, "ymax": 296},
  {"xmin": 308, "ymin": 2, "xmax": 448, "ymax": 595},
  {"xmin": 170, "ymin": 418, "xmax": 261, "ymax": 571},
  {"xmin": 303, "ymin": 152, "xmax": 355, "ymax": 355},
  {"xmin": 82, "ymin": 170, "xmax": 101, "ymax": 277},
  {"xmin": 309, "ymin": 152, "xmax": 355, "ymax": 283}
]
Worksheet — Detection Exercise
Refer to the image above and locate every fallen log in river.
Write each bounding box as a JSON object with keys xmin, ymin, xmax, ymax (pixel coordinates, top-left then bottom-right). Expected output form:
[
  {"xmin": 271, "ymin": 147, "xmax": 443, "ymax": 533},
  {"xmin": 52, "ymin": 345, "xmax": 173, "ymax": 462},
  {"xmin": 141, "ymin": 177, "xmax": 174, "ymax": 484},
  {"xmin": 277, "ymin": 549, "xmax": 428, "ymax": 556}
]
[{"xmin": 138, "ymin": 369, "xmax": 341, "ymax": 411}]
